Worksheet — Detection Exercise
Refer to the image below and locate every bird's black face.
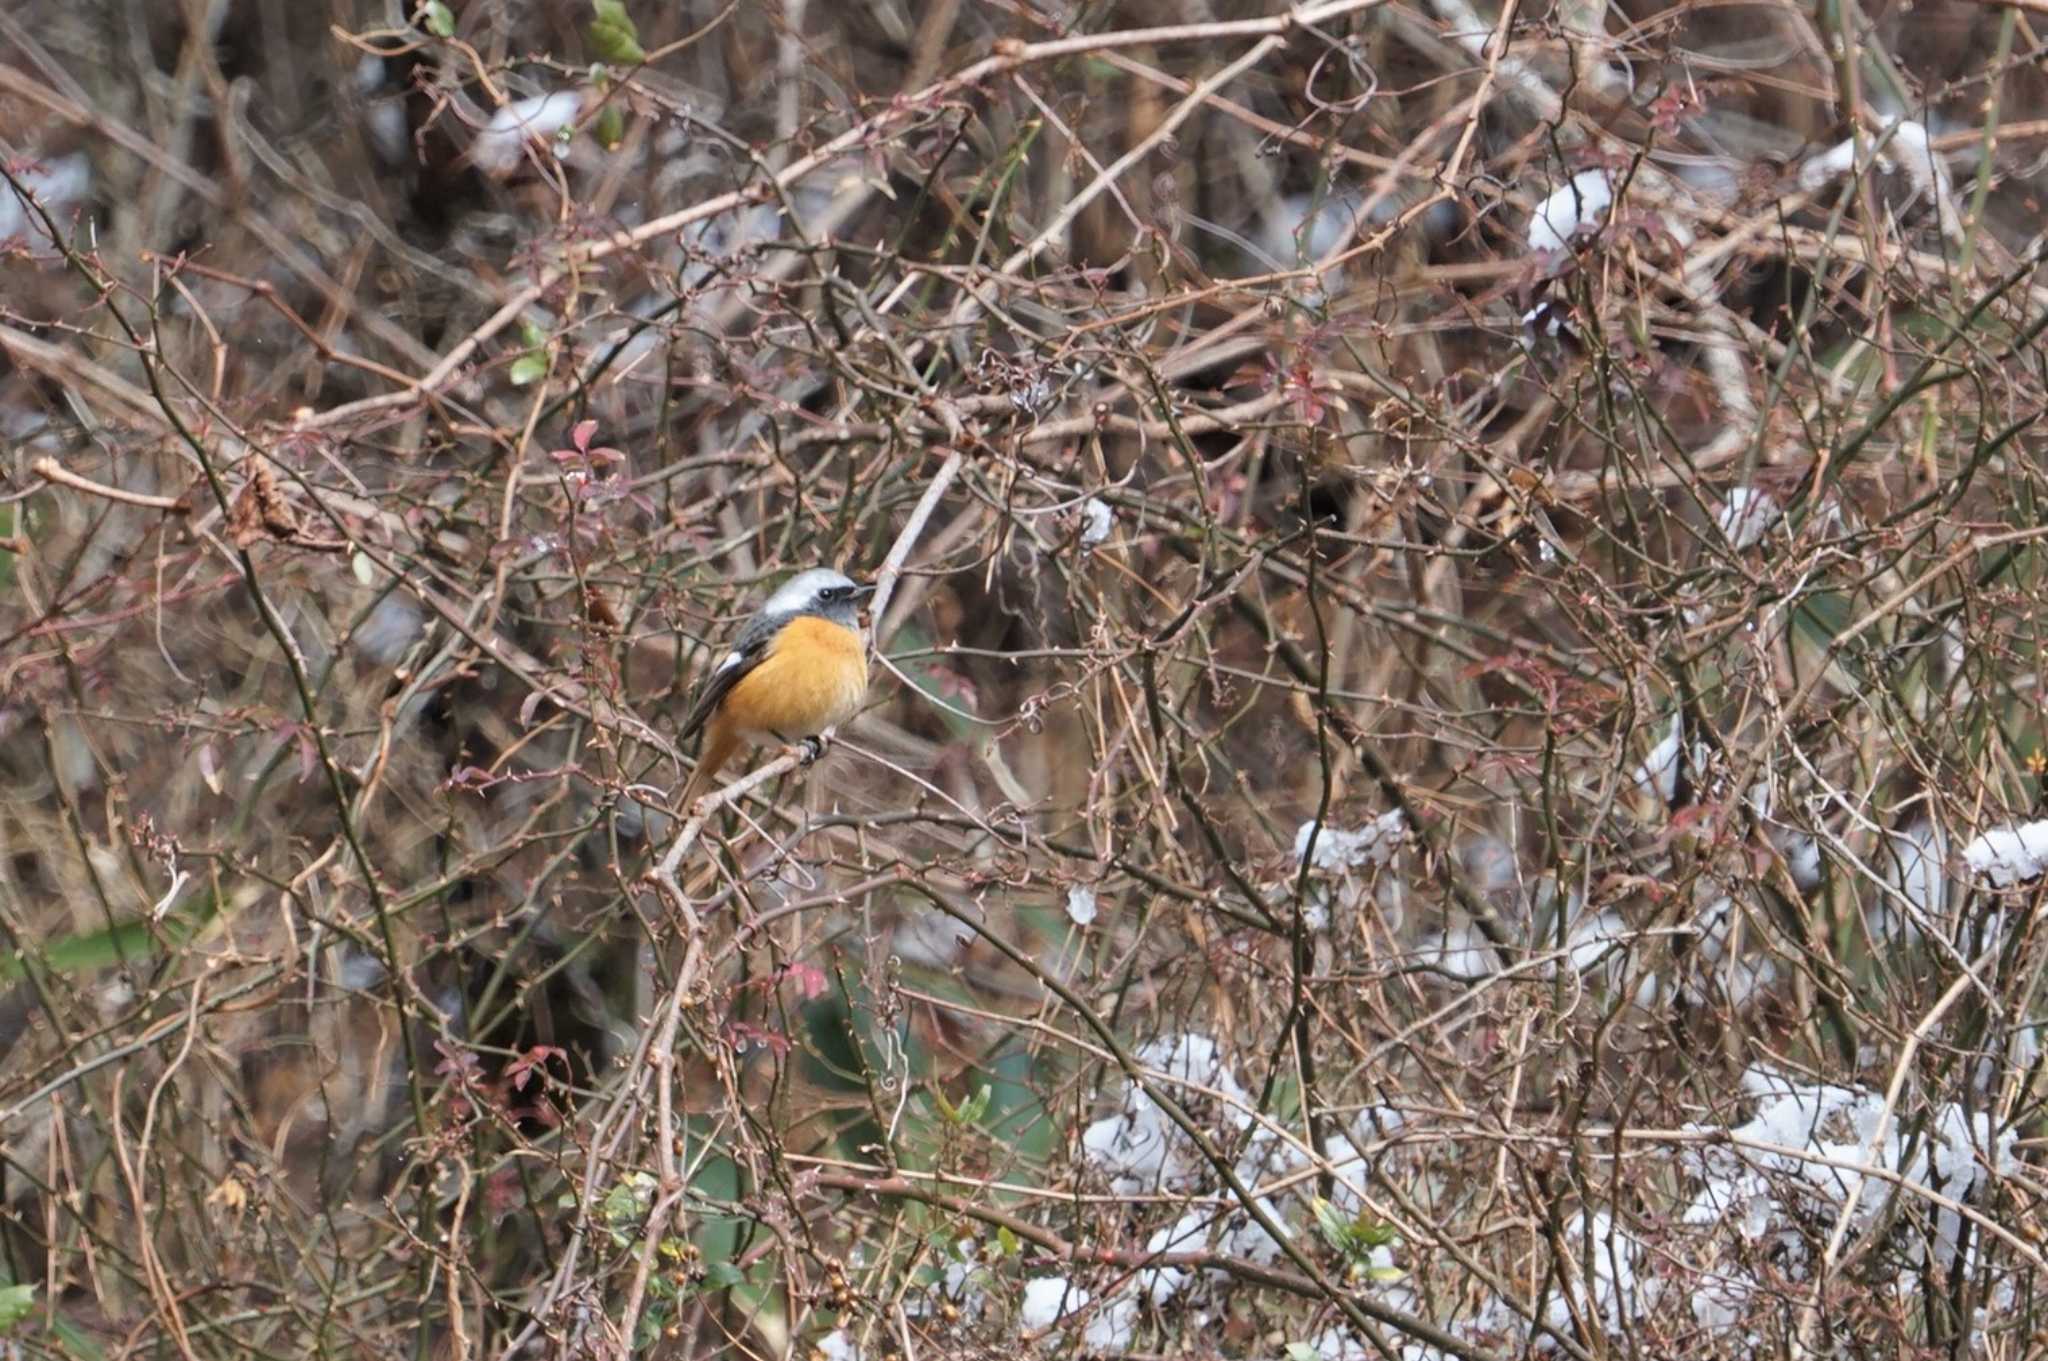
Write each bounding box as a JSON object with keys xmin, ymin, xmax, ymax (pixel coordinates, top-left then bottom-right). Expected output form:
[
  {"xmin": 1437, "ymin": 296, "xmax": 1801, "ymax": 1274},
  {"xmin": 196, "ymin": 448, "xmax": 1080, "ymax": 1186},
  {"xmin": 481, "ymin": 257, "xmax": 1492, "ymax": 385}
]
[{"xmin": 819, "ymin": 582, "xmax": 876, "ymax": 605}]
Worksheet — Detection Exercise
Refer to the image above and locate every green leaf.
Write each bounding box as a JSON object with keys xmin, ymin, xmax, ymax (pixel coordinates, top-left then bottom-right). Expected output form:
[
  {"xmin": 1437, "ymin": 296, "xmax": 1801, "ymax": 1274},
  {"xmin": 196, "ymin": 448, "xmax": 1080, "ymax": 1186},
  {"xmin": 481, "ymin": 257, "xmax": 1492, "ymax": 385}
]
[
  {"xmin": 508, "ymin": 351, "xmax": 549, "ymax": 387},
  {"xmin": 588, "ymin": 0, "xmax": 647, "ymax": 64},
  {"xmin": 1312, "ymin": 1196, "xmax": 1400, "ymax": 1262},
  {"xmin": 601, "ymin": 1172, "xmax": 655, "ymax": 1225},
  {"xmin": 996, "ymin": 1224, "xmax": 1020, "ymax": 1259},
  {"xmin": 1285, "ymin": 1345, "xmax": 1319, "ymax": 1361},
  {"xmin": 507, "ymin": 319, "xmax": 548, "ymax": 382},
  {"xmin": 1312, "ymin": 1196, "xmax": 1352, "ymax": 1251},
  {"xmin": 699, "ymin": 1261, "xmax": 745, "ymax": 1290},
  {"xmin": 2, "ymin": 892, "xmax": 221, "ymax": 982},
  {"xmin": 592, "ymin": 102, "xmax": 625, "ymax": 150},
  {"xmin": 509, "ymin": 320, "xmax": 550, "ymax": 386},
  {"xmin": 1353, "ymin": 1218, "xmax": 1399, "ymax": 1250},
  {"xmin": 633, "ymin": 1301, "xmax": 668, "ymax": 1349},
  {"xmin": 421, "ymin": 0, "xmax": 455, "ymax": 37},
  {"xmin": 0, "ymin": 1283, "xmax": 34, "ymax": 1331}
]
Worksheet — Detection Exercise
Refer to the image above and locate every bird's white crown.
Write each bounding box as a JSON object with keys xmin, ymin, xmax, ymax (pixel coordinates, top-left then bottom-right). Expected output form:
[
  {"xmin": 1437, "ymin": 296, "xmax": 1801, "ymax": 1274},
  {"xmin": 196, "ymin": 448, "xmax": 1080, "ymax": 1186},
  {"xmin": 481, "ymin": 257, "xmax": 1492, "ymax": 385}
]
[{"xmin": 763, "ymin": 567, "xmax": 864, "ymax": 618}]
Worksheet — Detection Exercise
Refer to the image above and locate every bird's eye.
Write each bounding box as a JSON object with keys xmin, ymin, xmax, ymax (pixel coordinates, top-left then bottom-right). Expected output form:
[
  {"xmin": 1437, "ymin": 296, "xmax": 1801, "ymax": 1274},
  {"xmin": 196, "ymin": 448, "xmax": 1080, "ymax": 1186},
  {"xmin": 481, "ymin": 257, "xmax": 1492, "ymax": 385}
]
[{"xmin": 824, "ymin": 586, "xmax": 847, "ymax": 601}]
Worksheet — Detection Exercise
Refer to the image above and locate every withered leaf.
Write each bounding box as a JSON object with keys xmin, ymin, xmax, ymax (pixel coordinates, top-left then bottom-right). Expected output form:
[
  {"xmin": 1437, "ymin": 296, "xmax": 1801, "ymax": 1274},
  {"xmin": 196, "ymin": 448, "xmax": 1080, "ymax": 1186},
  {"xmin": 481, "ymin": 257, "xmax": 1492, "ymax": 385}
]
[{"xmin": 228, "ymin": 461, "xmax": 301, "ymax": 547}]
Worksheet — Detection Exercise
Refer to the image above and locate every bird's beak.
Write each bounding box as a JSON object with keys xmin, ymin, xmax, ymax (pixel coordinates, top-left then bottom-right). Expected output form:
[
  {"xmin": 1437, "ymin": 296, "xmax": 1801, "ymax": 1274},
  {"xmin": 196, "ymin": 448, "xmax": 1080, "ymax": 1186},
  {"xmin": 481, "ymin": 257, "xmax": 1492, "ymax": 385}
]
[{"xmin": 849, "ymin": 581, "xmax": 877, "ymax": 601}]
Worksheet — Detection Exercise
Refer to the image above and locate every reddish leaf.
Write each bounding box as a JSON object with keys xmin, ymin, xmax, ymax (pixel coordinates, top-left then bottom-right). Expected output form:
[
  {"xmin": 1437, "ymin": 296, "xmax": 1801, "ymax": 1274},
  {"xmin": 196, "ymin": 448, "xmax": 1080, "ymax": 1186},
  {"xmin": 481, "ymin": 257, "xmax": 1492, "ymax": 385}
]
[{"xmin": 506, "ymin": 1044, "xmax": 567, "ymax": 1092}]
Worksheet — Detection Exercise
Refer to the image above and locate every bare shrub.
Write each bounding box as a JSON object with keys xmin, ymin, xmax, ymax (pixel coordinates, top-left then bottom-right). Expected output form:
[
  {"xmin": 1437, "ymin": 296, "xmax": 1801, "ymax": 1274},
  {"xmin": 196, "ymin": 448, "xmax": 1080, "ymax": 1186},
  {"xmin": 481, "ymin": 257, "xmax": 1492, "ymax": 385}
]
[{"xmin": 3, "ymin": 0, "xmax": 2047, "ymax": 1357}]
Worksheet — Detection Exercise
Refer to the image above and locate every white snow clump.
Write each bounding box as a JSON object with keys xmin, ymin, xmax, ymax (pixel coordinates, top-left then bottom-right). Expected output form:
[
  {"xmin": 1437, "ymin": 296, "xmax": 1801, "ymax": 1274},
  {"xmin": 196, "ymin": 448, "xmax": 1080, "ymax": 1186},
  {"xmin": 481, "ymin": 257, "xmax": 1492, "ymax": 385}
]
[
  {"xmin": 1079, "ymin": 497, "xmax": 1114, "ymax": 548},
  {"xmin": 1681, "ymin": 1064, "xmax": 2016, "ymax": 1324},
  {"xmin": 473, "ymin": 92, "xmax": 584, "ymax": 176},
  {"xmin": 1963, "ymin": 819, "xmax": 2048, "ymax": 887},
  {"xmin": 1526, "ymin": 169, "xmax": 1613, "ymax": 253},
  {"xmin": 1081, "ymin": 1033, "xmax": 1253, "ymax": 1194},
  {"xmin": 1716, "ymin": 487, "xmax": 1780, "ymax": 550},
  {"xmin": 1018, "ymin": 1276, "xmax": 1085, "ymax": 1331},
  {"xmin": 1066, "ymin": 884, "xmax": 1099, "ymax": 926},
  {"xmin": 1294, "ymin": 811, "xmax": 1407, "ymax": 872},
  {"xmin": 1632, "ymin": 712, "xmax": 1705, "ymax": 806},
  {"xmin": 0, "ymin": 153, "xmax": 92, "ymax": 242}
]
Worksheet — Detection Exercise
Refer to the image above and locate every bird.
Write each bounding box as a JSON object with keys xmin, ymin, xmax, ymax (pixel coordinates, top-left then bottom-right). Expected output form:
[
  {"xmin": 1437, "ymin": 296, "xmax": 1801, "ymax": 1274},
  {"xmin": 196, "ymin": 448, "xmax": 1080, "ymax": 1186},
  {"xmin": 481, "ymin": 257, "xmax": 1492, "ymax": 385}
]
[{"xmin": 675, "ymin": 567, "xmax": 874, "ymax": 810}]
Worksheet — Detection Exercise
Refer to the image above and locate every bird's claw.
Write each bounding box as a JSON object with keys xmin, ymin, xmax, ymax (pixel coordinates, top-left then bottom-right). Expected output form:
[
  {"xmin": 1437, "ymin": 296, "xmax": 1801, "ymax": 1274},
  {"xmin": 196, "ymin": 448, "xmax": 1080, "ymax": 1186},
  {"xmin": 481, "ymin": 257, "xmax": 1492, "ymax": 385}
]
[{"xmin": 779, "ymin": 734, "xmax": 829, "ymax": 767}]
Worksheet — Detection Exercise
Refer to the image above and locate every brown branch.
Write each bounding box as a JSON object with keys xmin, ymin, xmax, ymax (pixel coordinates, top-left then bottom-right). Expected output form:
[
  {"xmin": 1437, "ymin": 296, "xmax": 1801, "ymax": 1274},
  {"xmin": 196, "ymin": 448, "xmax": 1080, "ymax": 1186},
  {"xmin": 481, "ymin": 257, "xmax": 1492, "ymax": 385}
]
[{"xmin": 30, "ymin": 457, "xmax": 189, "ymax": 512}]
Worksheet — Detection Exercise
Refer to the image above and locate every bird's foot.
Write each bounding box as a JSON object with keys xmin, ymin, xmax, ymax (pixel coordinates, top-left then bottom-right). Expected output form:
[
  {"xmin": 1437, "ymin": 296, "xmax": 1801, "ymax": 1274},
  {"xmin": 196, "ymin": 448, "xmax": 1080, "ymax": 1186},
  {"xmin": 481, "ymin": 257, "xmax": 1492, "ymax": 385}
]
[{"xmin": 777, "ymin": 733, "xmax": 830, "ymax": 767}]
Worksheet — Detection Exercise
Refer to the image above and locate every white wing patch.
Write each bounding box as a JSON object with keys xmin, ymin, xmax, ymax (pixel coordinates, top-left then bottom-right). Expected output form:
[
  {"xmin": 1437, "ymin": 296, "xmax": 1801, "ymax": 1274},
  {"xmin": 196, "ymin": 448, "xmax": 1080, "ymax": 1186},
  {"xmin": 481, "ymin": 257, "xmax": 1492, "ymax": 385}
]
[{"xmin": 715, "ymin": 650, "xmax": 745, "ymax": 674}]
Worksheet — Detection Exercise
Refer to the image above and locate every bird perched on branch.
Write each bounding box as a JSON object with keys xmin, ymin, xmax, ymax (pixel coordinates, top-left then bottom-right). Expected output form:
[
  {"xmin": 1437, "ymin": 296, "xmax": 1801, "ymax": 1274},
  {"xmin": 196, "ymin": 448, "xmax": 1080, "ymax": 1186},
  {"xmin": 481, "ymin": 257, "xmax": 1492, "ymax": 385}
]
[{"xmin": 676, "ymin": 568, "xmax": 874, "ymax": 809}]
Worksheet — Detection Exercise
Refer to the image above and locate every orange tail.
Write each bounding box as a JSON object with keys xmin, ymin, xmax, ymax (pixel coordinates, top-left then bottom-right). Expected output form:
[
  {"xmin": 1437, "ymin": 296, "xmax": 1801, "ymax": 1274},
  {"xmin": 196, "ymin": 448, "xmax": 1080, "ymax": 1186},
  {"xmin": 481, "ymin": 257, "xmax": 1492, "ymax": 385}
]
[{"xmin": 679, "ymin": 720, "xmax": 739, "ymax": 811}]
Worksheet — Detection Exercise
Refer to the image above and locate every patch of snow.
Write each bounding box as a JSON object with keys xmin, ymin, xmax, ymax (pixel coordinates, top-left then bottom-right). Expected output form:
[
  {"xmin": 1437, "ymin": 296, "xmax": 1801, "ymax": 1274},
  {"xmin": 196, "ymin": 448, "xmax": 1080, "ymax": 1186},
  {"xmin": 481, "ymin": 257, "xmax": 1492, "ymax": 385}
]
[
  {"xmin": 1261, "ymin": 190, "xmax": 1363, "ymax": 270},
  {"xmin": 1018, "ymin": 1276, "xmax": 1085, "ymax": 1332},
  {"xmin": 1875, "ymin": 816, "xmax": 1947, "ymax": 940},
  {"xmin": 679, "ymin": 202, "xmax": 786, "ymax": 291},
  {"xmin": 1798, "ymin": 137, "xmax": 1871, "ymax": 192},
  {"xmin": 1717, "ymin": 487, "xmax": 1780, "ymax": 549},
  {"xmin": 1963, "ymin": 820, "xmax": 2048, "ymax": 887},
  {"xmin": 1526, "ymin": 169, "xmax": 1612, "ymax": 253},
  {"xmin": 1780, "ymin": 832, "xmax": 1823, "ymax": 892},
  {"xmin": 1747, "ymin": 781, "xmax": 1821, "ymax": 892},
  {"xmin": 1079, "ymin": 497, "xmax": 1114, "ymax": 548},
  {"xmin": 1082, "ymin": 1294, "xmax": 1139, "ymax": 1351},
  {"xmin": 1081, "ymin": 1033, "xmax": 1255, "ymax": 1194},
  {"xmin": 1566, "ymin": 908, "xmax": 1631, "ymax": 974},
  {"xmin": 1686, "ymin": 897, "xmax": 1777, "ymax": 1007},
  {"xmin": 1138, "ymin": 1212, "xmax": 1202, "ymax": 1303},
  {"xmin": 1887, "ymin": 120, "xmax": 1957, "ymax": 236},
  {"xmin": 1681, "ymin": 1063, "xmax": 2017, "ymax": 1320},
  {"xmin": 1634, "ymin": 712, "xmax": 1685, "ymax": 805},
  {"xmin": 1295, "ymin": 811, "xmax": 1407, "ymax": 872},
  {"xmin": 0, "ymin": 152, "xmax": 93, "ymax": 242},
  {"xmin": 1421, "ymin": 921, "xmax": 1492, "ymax": 980},
  {"xmin": 473, "ymin": 91, "xmax": 585, "ymax": 176}
]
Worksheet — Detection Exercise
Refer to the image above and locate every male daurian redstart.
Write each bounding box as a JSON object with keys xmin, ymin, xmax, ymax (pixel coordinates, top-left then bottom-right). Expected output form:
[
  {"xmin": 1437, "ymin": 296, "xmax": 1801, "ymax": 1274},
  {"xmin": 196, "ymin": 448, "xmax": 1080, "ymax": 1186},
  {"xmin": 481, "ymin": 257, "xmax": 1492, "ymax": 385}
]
[{"xmin": 675, "ymin": 568, "xmax": 872, "ymax": 808}]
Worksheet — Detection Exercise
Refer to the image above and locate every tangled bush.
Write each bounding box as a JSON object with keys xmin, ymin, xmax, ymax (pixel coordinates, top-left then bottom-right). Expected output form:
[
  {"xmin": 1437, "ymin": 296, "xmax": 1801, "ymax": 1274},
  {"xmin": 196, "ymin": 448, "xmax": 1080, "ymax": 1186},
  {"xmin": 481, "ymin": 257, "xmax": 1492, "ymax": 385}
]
[{"xmin": 4, "ymin": 0, "xmax": 2048, "ymax": 1357}]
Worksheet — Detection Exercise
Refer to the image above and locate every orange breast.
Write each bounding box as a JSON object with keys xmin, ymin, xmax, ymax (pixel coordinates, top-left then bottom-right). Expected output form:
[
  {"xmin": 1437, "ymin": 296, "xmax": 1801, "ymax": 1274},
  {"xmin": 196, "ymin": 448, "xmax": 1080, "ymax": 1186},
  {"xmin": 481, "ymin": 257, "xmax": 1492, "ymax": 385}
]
[{"xmin": 721, "ymin": 616, "xmax": 869, "ymax": 738}]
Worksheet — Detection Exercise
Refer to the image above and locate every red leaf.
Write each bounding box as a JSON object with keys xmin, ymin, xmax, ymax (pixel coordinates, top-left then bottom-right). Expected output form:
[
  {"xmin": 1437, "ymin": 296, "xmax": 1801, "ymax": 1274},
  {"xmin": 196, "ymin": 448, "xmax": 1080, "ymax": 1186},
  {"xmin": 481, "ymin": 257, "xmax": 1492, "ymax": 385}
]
[{"xmin": 506, "ymin": 1044, "xmax": 567, "ymax": 1091}]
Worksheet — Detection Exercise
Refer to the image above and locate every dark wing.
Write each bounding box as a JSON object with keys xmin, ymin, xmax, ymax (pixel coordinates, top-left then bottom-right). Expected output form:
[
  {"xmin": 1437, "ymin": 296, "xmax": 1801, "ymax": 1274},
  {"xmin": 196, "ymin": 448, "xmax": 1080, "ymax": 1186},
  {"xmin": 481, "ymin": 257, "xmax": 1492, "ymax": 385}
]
[{"xmin": 675, "ymin": 611, "xmax": 785, "ymax": 742}]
